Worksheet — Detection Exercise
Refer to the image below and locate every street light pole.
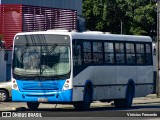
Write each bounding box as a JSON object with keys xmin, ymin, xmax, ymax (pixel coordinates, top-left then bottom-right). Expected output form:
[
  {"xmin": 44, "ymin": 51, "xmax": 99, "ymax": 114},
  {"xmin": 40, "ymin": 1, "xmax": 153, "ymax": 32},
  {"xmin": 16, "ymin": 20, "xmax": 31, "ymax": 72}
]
[{"xmin": 156, "ymin": 0, "xmax": 160, "ymax": 97}]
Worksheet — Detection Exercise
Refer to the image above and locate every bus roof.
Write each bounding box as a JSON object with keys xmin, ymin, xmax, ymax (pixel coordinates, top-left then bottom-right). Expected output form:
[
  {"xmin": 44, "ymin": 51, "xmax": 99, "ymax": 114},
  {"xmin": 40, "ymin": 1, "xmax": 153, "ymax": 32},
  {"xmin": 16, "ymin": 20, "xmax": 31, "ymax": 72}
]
[{"xmin": 15, "ymin": 30, "xmax": 152, "ymax": 42}]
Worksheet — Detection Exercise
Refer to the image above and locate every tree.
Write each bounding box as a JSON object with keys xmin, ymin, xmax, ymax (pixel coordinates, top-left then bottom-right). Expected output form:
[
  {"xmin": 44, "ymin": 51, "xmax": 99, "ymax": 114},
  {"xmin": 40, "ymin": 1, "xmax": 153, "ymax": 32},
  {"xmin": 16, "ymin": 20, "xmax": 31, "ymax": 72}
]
[
  {"xmin": 83, "ymin": 0, "xmax": 156, "ymax": 37},
  {"xmin": 131, "ymin": 4, "xmax": 156, "ymax": 36}
]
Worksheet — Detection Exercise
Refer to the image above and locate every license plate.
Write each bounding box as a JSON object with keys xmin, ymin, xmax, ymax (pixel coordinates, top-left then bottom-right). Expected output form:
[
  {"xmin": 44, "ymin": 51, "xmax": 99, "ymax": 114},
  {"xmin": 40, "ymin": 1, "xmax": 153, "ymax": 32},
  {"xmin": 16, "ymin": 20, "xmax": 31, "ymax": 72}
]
[{"xmin": 38, "ymin": 98, "xmax": 48, "ymax": 102}]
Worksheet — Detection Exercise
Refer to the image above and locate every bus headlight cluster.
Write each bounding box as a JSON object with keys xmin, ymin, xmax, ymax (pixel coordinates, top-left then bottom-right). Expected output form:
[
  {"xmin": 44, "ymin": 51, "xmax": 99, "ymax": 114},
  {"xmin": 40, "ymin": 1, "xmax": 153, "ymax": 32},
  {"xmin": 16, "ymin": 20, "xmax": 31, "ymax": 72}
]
[
  {"xmin": 12, "ymin": 79, "xmax": 19, "ymax": 90},
  {"xmin": 63, "ymin": 79, "xmax": 71, "ymax": 90}
]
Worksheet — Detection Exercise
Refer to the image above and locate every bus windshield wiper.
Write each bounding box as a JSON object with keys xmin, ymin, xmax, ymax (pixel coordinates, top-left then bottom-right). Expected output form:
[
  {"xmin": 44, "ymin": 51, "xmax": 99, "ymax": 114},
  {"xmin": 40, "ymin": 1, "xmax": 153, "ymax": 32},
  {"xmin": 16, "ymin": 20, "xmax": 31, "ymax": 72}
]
[
  {"xmin": 46, "ymin": 44, "xmax": 58, "ymax": 55},
  {"xmin": 40, "ymin": 44, "xmax": 58, "ymax": 76}
]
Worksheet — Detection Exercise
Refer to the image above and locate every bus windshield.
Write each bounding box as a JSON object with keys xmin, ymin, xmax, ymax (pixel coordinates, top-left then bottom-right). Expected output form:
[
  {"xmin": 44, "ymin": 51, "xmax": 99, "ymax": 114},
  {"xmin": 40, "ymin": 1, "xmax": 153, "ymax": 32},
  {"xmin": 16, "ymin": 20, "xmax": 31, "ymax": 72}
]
[{"xmin": 12, "ymin": 34, "xmax": 71, "ymax": 80}]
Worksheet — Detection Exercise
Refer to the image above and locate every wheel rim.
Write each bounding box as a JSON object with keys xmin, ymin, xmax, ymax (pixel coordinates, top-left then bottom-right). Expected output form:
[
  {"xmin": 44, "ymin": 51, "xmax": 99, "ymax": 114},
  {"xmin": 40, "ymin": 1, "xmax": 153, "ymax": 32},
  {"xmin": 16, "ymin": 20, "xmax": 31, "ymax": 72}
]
[{"xmin": 0, "ymin": 92, "xmax": 7, "ymax": 101}]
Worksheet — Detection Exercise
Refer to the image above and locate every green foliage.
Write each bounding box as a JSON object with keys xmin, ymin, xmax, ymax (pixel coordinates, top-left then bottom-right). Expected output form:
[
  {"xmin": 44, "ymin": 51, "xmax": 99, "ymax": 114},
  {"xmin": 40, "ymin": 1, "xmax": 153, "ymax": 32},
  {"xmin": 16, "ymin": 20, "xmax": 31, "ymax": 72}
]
[{"xmin": 83, "ymin": 0, "xmax": 156, "ymax": 37}]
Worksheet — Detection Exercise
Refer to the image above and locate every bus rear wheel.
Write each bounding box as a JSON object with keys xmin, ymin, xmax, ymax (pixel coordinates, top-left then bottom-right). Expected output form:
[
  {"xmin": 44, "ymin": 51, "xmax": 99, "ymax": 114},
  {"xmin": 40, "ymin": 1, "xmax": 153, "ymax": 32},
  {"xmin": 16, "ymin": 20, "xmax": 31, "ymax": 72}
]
[
  {"xmin": 73, "ymin": 87, "xmax": 92, "ymax": 110},
  {"xmin": 27, "ymin": 102, "xmax": 40, "ymax": 110},
  {"xmin": 114, "ymin": 85, "xmax": 134, "ymax": 108}
]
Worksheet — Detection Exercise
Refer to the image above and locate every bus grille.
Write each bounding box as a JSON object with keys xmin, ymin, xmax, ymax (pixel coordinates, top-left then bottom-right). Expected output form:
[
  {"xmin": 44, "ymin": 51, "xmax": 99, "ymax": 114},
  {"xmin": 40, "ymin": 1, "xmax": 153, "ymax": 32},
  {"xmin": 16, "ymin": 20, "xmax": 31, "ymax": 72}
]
[
  {"xmin": 22, "ymin": 83, "xmax": 59, "ymax": 90},
  {"xmin": 16, "ymin": 80, "xmax": 65, "ymax": 92}
]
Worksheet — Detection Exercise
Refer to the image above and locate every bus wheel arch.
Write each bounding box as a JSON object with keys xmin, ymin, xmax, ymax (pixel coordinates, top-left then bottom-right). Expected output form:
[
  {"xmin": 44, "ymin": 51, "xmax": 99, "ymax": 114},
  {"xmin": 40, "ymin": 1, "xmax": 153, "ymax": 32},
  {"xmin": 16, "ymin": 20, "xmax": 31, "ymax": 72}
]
[
  {"xmin": 125, "ymin": 80, "xmax": 135, "ymax": 107},
  {"xmin": 27, "ymin": 102, "xmax": 40, "ymax": 110},
  {"xmin": 84, "ymin": 80, "xmax": 93, "ymax": 102},
  {"xmin": 73, "ymin": 80, "xmax": 93, "ymax": 110},
  {"xmin": 126, "ymin": 80, "xmax": 135, "ymax": 98},
  {"xmin": 114, "ymin": 79, "xmax": 135, "ymax": 108}
]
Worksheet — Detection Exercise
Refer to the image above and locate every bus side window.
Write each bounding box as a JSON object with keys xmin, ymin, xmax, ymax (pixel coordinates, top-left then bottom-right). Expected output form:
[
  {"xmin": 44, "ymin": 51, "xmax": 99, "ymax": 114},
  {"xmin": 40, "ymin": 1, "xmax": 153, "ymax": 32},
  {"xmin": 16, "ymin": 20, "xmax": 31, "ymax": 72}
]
[
  {"xmin": 145, "ymin": 44, "xmax": 152, "ymax": 65},
  {"xmin": 83, "ymin": 41, "xmax": 92, "ymax": 64},
  {"xmin": 93, "ymin": 42, "xmax": 103, "ymax": 64},
  {"xmin": 104, "ymin": 42, "xmax": 114, "ymax": 64},
  {"xmin": 126, "ymin": 43, "xmax": 135, "ymax": 64},
  {"xmin": 136, "ymin": 44, "xmax": 145, "ymax": 64},
  {"xmin": 73, "ymin": 40, "xmax": 82, "ymax": 66},
  {"xmin": 115, "ymin": 43, "xmax": 125, "ymax": 64}
]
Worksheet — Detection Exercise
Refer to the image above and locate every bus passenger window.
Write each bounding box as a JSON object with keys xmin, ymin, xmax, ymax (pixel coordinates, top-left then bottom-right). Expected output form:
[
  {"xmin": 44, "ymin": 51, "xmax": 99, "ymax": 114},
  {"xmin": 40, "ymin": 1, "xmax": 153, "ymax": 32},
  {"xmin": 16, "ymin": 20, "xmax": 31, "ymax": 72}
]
[
  {"xmin": 104, "ymin": 42, "xmax": 114, "ymax": 64},
  {"xmin": 73, "ymin": 40, "xmax": 82, "ymax": 66},
  {"xmin": 115, "ymin": 43, "xmax": 125, "ymax": 64},
  {"xmin": 136, "ymin": 44, "xmax": 145, "ymax": 64},
  {"xmin": 93, "ymin": 42, "xmax": 103, "ymax": 64},
  {"xmin": 146, "ymin": 44, "xmax": 152, "ymax": 65},
  {"xmin": 126, "ymin": 43, "xmax": 135, "ymax": 64},
  {"xmin": 83, "ymin": 42, "xmax": 92, "ymax": 64}
]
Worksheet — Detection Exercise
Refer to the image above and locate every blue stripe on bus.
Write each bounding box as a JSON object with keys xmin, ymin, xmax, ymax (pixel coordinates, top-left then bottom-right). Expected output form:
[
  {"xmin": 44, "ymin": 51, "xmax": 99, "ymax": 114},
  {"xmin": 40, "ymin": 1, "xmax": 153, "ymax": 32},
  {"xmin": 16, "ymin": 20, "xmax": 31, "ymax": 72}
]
[{"xmin": 12, "ymin": 89, "xmax": 72, "ymax": 102}]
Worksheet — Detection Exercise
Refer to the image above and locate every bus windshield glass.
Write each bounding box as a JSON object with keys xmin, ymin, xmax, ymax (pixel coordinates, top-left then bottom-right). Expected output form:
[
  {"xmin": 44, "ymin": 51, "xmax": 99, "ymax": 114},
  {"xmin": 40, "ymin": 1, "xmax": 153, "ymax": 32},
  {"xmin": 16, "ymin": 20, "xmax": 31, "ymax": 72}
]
[{"xmin": 13, "ymin": 34, "xmax": 71, "ymax": 80}]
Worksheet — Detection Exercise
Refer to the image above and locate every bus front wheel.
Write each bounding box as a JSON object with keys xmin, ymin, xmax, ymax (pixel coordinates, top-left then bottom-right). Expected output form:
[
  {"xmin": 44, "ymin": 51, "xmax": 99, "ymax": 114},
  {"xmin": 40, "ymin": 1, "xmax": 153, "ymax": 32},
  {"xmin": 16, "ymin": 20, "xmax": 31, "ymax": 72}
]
[
  {"xmin": 27, "ymin": 102, "xmax": 40, "ymax": 110},
  {"xmin": 114, "ymin": 84, "xmax": 134, "ymax": 108}
]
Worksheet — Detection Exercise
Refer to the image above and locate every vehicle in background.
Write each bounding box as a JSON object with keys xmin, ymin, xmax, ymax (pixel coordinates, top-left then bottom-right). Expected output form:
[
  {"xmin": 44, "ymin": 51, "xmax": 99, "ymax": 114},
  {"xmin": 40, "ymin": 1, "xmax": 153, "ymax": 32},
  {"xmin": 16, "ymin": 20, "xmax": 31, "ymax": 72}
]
[
  {"xmin": 0, "ymin": 50, "xmax": 12, "ymax": 83},
  {"xmin": 0, "ymin": 81, "xmax": 12, "ymax": 102}
]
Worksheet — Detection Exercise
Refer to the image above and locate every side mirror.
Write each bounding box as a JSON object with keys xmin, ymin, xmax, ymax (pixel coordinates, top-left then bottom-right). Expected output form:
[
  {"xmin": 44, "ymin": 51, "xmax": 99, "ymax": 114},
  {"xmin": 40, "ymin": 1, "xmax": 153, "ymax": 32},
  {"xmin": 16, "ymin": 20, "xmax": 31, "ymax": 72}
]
[{"xmin": 4, "ymin": 50, "xmax": 8, "ymax": 61}]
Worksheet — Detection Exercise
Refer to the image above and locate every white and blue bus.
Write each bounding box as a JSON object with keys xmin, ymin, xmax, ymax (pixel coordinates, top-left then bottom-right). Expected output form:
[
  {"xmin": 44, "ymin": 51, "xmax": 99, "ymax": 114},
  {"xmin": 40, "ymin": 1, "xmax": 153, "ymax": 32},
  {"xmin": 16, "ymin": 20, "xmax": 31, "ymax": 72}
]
[{"xmin": 12, "ymin": 30, "xmax": 154, "ymax": 110}]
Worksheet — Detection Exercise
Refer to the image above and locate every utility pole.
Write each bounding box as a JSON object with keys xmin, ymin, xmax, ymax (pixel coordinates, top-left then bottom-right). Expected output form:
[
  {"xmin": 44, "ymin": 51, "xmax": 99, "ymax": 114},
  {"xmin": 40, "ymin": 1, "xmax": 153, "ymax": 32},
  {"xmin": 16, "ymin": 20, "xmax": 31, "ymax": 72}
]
[{"xmin": 157, "ymin": 0, "xmax": 160, "ymax": 97}]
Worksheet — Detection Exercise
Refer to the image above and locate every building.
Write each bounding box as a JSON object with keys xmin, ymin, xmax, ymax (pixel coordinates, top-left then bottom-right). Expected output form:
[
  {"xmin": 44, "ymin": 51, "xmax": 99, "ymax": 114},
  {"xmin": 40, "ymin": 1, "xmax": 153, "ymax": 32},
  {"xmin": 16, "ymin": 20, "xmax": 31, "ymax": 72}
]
[
  {"xmin": 0, "ymin": 0, "xmax": 82, "ymax": 16},
  {"xmin": 0, "ymin": 0, "xmax": 84, "ymax": 48},
  {"xmin": 0, "ymin": 4, "xmax": 77, "ymax": 48},
  {"xmin": 0, "ymin": 0, "xmax": 83, "ymax": 82}
]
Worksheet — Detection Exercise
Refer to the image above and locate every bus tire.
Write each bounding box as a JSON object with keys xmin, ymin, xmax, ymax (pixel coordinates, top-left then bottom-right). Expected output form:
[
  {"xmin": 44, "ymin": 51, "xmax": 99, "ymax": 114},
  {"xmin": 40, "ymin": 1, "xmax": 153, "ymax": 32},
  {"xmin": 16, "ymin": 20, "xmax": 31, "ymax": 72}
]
[
  {"xmin": 27, "ymin": 102, "xmax": 40, "ymax": 110},
  {"xmin": 0, "ymin": 90, "xmax": 8, "ymax": 102},
  {"xmin": 73, "ymin": 87, "xmax": 92, "ymax": 110},
  {"xmin": 114, "ymin": 84, "xmax": 134, "ymax": 108}
]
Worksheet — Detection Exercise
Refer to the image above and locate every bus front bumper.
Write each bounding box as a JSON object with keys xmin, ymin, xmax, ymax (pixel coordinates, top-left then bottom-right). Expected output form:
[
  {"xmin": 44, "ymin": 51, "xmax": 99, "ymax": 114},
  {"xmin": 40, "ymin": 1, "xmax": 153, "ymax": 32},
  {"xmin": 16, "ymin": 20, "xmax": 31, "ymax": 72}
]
[{"xmin": 12, "ymin": 89, "xmax": 72, "ymax": 102}]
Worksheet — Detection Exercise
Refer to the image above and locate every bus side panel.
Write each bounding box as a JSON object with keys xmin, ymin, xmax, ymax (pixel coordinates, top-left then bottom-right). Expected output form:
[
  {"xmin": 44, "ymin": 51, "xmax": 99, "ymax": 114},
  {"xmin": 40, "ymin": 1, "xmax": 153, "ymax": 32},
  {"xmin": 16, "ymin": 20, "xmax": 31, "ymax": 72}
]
[
  {"xmin": 72, "ymin": 66, "xmax": 117, "ymax": 101},
  {"xmin": 116, "ymin": 66, "xmax": 137, "ymax": 99},
  {"xmin": 93, "ymin": 66, "xmax": 117, "ymax": 100},
  {"xmin": 135, "ymin": 66, "xmax": 153, "ymax": 97},
  {"xmin": 93, "ymin": 86, "xmax": 115, "ymax": 100},
  {"xmin": 72, "ymin": 66, "xmax": 94, "ymax": 101}
]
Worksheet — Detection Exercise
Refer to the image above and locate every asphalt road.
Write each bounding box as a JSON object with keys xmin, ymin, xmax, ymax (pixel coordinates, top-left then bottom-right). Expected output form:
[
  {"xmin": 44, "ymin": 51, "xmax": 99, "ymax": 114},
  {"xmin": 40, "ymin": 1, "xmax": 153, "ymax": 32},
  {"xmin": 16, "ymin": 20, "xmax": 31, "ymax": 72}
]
[{"xmin": 1, "ymin": 102, "xmax": 160, "ymax": 119}]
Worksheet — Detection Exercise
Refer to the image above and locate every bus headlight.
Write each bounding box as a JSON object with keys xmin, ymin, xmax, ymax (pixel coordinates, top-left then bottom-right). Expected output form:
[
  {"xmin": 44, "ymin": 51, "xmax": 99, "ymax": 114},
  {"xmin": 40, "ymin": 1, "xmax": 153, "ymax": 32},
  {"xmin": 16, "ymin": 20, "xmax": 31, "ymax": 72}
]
[
  {"xmin": 13, "ymin": 84, "xmax": 18, "ymax": 89},
  {"xmin": 64, "ymin": 84, "xmax": 69, "ymax": 89},
  {"xmin": 12, "ymin": 79, "xmax": 19, "ymax": 90},
  {"xmin": 62, "ymin": 79, "xmax": 71, "ymax": 90}
]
